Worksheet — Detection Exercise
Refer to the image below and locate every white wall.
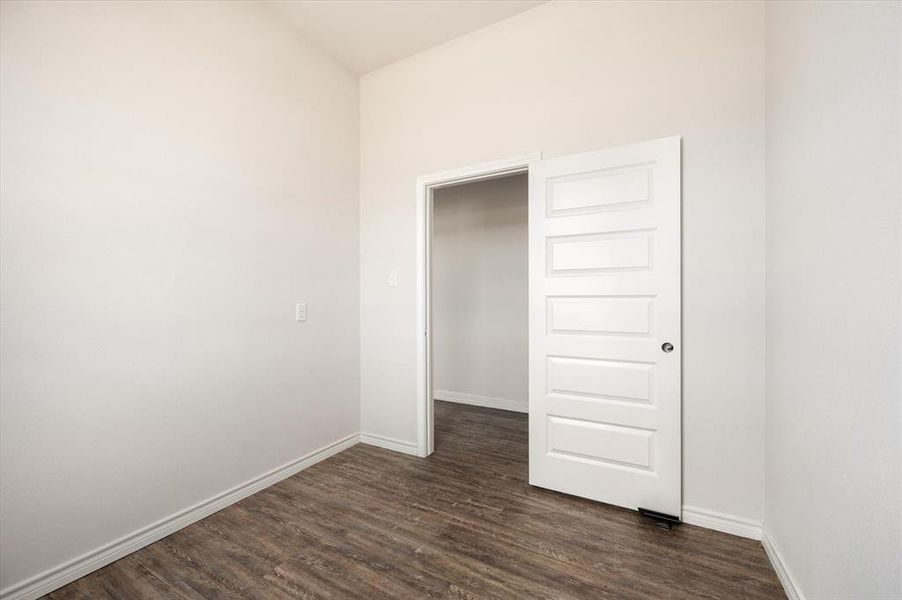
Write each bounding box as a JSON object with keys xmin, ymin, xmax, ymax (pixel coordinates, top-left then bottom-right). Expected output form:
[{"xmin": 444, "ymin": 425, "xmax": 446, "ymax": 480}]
[
  {"xmin": 432, "ymin": 175, "xmax": 528, "ymax": 410},
  {"xmin": 0, "ymin": 1, "xmax": 360, "ymax": 594},
  {"xmin": 360, "ymin": 0, "xmax": 766, "ymax": 524},
  {"xmin": 765, "ymin": 2, "xmax": 901, "ymax": 598}
]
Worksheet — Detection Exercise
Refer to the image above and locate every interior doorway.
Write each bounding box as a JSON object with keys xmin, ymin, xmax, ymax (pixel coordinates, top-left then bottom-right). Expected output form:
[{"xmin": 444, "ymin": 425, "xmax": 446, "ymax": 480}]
[
  {"xmin": 431, "ymin": 173, "xmax": 529, "ymax": 455},
  {"xmin": 417, "ymin": 137, "xmax": 682, "ymax": 519},
  {"xmin": 415, "ymin": 155, "xmax": 538, "ymax": 458}
]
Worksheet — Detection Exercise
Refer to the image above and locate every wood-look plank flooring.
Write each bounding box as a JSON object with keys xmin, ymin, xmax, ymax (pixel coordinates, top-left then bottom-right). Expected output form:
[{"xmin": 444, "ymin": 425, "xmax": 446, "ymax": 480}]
[{"xmin": 46, "ymin": 401, "xmax": 784, "ymax": 599}]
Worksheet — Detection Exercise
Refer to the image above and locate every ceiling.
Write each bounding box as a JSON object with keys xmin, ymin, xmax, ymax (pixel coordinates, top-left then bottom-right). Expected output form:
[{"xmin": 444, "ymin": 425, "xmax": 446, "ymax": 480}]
[{"xmin": 264, "ymin": 0, "xmax": 546, "ymax": 74}]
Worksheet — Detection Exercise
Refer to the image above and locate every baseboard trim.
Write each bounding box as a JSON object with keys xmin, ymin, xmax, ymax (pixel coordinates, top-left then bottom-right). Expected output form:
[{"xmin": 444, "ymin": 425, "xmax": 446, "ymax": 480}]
[
  {"xmin": 359, "ymin": 433, "xmax": 419, "ymax": 456},
  {"xmin": 681, "ymin": 505, "xmax": 763, "ymax": 540},
  {"xmin": 762, "ymin": 528, "xmax": 804, "ymax": 600},
  {"xmin": 435, "ymin": 389, "xmax": 527, "ymax": 413},
  {"xmin": 360, "ymin": 433, "xmax": 417, "ymax": 456},
  {"xmin": 0, "ymin": 433, "xmax": 360, "ymax": 600}
]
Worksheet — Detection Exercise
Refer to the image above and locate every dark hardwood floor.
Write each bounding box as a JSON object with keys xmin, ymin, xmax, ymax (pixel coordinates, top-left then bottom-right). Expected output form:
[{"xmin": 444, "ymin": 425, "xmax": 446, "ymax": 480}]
[{"xmin": 46, "ymin": 401, "xmax": 784, "ymax": 599}]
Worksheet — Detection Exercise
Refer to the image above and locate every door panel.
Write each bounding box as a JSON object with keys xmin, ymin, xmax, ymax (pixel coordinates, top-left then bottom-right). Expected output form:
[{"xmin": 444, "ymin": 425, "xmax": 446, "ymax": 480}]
[
  {"xmin": 528, "ymin": 136, "xmax": 681, "ymax": 517},
  {"xmin": 548, "ymin": 232, "xmax": 652, "ymax": 273},
  {"xmin": 547, "ymin": 296, "xmax": 654, "ymax": 337}
]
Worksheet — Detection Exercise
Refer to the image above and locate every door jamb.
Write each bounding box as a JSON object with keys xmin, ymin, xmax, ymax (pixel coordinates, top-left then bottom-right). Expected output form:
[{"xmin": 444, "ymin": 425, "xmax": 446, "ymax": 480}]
[{"xmin": 415, "ymin": 153, "xmax": 541, "ymax": 457}]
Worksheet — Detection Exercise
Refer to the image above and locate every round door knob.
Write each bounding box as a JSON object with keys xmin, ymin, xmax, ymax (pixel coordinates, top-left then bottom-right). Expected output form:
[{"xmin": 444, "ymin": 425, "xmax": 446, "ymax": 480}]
[{"xmin": 662, "ymin": 342, "xmax": 674, "ymax": 353}]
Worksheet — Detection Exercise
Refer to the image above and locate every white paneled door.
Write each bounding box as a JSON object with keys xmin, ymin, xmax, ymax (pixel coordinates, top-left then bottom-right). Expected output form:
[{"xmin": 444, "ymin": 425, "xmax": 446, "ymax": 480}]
[{"xmin": 528, "ymin": 137, "xmax": 681, "ymax": 517}]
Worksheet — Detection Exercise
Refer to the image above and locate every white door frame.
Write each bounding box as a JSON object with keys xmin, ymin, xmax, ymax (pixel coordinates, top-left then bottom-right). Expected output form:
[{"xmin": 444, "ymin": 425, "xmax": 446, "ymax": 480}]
[{"xmin": 415, "ymin": 153, "xmax": 541, "ymax": 457}]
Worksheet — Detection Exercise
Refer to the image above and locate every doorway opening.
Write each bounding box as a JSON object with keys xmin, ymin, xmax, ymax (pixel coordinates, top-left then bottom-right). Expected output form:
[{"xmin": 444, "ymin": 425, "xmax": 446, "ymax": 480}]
[
  {"xmin": 417, "ymin": 154, "xmax": 541, "ymax": 456},
  {"xmin": 431, "ymin": 172, "xmax": 529, "ymax": 460}
]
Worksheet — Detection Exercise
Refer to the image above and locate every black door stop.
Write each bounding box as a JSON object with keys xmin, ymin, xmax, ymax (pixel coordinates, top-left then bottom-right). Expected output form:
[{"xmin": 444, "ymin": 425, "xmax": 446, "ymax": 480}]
[{"xmin": 638, "ymin": 507, "xmax": 682, "ymax": 530}]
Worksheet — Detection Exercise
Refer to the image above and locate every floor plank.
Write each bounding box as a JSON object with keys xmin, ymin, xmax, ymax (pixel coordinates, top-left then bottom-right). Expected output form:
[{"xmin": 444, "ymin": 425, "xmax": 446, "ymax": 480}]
[{"xmin": 45, "ymin": 401, "xmax": 784, "ymax": 599}]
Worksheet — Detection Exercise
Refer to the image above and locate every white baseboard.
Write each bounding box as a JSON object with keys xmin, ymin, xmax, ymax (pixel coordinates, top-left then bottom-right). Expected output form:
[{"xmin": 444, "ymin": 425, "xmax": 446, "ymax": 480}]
[
  {"xmin": 681, "ymin": 505, "xmax": 763, "ymax": 540},
  {"xmin": 682, "ymin": 511, "xmax": 802, "ymax": 598},
  {"xmin": 359, "ymin": 433, "xmax": 419, "ymax": 456},
  {"xmin": 435, "ymin": 389, "xmax": 527, "ymax": 413},
  {"xmin": 0, "ymin": 433, "xmax": 360, "ymax": 600},
  {"xmin": 762, "ymin": 528, "xmax": 804, "ymax": 600}
]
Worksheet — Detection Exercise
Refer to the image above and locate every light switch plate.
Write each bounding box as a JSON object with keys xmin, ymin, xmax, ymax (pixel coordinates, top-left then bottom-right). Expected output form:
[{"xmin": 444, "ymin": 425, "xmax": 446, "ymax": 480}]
[
  {"xmin": 387, "ymin": 269, "xmax": 398, "ymax": 287},
  {"xmin": 296, "ymin": 303, "xmax": 307, "ymax": 322}
]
